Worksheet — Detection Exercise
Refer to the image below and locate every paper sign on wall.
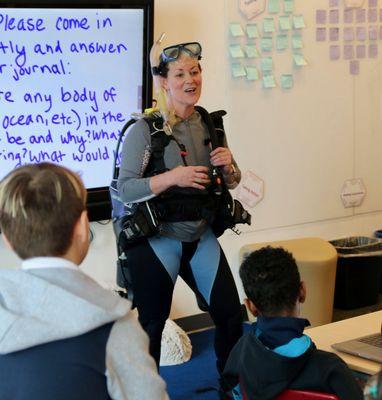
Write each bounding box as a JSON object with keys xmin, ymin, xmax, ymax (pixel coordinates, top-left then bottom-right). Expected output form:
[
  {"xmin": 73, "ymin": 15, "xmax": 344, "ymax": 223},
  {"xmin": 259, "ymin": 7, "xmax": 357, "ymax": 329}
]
[
  {"xmin": 235, "ymin": 171, "xmax": 264, "ymax": 208},
  {"xmin": 340, "ymin": 178, "xmax": 366, "ymax": 208}
]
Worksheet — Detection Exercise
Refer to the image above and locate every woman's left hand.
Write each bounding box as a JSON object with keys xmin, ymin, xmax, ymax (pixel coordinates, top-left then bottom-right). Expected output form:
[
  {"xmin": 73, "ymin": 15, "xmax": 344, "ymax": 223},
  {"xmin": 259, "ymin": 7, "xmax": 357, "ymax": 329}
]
[{"xmin": 210, "ymin": 147, "xmax": 233, "ymax": 174}]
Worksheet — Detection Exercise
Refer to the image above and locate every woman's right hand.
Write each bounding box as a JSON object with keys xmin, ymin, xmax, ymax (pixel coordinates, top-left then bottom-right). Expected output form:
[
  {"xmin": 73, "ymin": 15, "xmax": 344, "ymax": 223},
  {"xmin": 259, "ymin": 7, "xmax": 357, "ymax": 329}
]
[{"xmin": 150, "ymin": 165, "xmax": 210, "ymax": 195}]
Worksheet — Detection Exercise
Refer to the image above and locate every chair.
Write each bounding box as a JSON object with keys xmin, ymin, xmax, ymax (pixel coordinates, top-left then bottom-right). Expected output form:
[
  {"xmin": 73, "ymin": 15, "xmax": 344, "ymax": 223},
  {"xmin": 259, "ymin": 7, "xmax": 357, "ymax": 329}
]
[{"xmin": 276, "ymin": 389, "xmax": 340, "ymax": 400}]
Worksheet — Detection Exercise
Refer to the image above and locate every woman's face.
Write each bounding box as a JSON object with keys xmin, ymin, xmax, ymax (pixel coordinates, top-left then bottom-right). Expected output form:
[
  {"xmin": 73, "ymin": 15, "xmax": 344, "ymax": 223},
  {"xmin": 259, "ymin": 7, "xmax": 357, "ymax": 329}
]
[{"xmin": 162, "ymin": 53, "xmax": 202, "ymax": 116}]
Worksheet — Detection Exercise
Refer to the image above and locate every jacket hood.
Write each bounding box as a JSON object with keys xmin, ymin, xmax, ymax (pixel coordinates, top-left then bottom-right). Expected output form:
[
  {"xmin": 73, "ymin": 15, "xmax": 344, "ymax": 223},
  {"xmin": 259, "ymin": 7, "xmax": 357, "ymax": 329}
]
[
  {"xmin": 240, "ymin": 331, "xmax": 315, "ymax": 399},
  {"xmin": 0, "ymin": 268, "xmax": 131, "ymax": 354}
]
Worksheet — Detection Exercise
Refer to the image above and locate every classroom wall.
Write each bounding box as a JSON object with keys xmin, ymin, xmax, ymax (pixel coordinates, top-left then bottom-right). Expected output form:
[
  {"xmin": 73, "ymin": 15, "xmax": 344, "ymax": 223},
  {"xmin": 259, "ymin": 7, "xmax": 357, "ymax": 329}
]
[{"xmin": 2, "ymin": 0, "xmax": 382, "ymax": 319}]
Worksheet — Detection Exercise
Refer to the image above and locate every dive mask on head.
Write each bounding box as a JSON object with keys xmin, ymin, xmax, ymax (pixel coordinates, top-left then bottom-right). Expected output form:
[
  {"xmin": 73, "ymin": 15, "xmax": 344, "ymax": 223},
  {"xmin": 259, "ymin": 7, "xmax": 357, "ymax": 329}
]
[{"xmin": 161, "ymin": 42, "xmax": 202, "ymax": 62}]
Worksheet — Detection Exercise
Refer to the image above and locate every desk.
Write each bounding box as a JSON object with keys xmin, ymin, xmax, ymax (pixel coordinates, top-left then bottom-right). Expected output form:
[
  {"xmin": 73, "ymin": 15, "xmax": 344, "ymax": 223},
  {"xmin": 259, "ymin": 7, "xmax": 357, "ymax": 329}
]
[{"xmin": 305, "ymin": 311, "xmax": 382, "ymax": 375}]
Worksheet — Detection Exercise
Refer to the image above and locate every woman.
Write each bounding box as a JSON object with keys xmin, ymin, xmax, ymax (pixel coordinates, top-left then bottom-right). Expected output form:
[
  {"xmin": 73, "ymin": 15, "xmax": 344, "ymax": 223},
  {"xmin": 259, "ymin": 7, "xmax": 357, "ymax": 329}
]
[{"xmin": 117, "ymin": 39, "xmax": 243, "ymax": 374}]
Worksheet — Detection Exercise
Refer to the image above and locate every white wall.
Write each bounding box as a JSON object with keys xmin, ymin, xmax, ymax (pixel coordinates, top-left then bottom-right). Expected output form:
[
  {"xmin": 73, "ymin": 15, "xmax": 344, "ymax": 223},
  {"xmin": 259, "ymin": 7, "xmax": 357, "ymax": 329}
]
[{"xmin": 2, "ymin": 0, "xmax": 382, "ymax": 320}]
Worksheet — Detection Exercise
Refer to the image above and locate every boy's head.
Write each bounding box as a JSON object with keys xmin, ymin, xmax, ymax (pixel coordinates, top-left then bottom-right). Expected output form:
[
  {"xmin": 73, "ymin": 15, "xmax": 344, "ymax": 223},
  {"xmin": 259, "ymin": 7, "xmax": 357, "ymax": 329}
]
[
  {"xmin": 240, "ymin": 246, "xmax": 306, "ymax": 317},
  {"xmin": 0, "ymin": 163, "xmax": 88, "ymax": 261}
]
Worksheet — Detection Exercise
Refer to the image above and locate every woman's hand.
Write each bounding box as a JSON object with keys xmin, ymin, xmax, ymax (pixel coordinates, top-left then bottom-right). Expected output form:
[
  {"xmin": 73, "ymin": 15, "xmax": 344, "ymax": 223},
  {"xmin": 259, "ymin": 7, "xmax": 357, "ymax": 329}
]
[
  {"xmin": 210, "ymin": 147, "xmax": 233, "ymax": 175},
  {"xmin": 150, "ymin": 165, "xmax": 210, "ymax": 195}
]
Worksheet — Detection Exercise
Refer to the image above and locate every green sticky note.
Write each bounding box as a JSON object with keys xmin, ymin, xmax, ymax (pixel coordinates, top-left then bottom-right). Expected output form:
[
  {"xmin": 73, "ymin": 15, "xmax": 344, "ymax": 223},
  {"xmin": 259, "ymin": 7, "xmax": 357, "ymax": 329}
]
[
  {"xmin": 230, "ymin": 22, "xmax": 244, "ymax": 37},
  {"xmin": 231, "ymin": 63, "xmax": 246, "ymax": 78},
  {"xmin": 246, "ymin": 66, "xmax": 259, "ymax": 81},
  {"xmin": 261, "ymin": 37, "xmax": 273, "ymax": 52},
  {"xmin": 281, "ymin": 74, "xmax": 293, "ymax": 89},
  {"xmin": 292, "ymin": 34, "xmax": 303, "ymax": 49},
  {"xmin": 260, "ymin": 57, "xmax": 273, "ymax": 72},
  {"xmin": 279, "ymin": 15, "xmax": 291, "ymax": 31},
  {"xmin": 293, "ymin": 15, "xmax": 306, "ymax": 29},
  {"xmin": 276, "ymin": 35, "xmax": 288, "ymax": 50},
  {"xmin": 246, "ymin": 23, "xmax": 260, "ymax": 39},
  {"xmin": 262, "ymin": 74, "xmax": 276, "ymax": 89},
  {"xmin": 284, "ymin": 0, "xmax": 294, "ymax": 13},
  {"xmin": 244, "ymin": 44, "xmax": 259, "ymax": 58},
  {"xmin": 293, "ymin": 53, "xmax": 308, "ymax": 66},
  {"xmin": 263, "ymin": 17, "xmax": 275, "ymax": 33},
  {"xmin": 268, "ymin": 0, "xmax": 279, "ymax": 13},
  {"xmin": 229, "ymin": 44, "xmax": 245, "ymax": 58}
]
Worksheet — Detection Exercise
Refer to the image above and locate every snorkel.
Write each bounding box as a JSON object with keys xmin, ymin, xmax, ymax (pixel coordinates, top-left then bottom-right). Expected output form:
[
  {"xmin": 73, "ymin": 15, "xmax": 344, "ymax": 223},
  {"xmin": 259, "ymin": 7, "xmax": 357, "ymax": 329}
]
[{"xmin": 149, "ymin": 32, "xmax": 177, "ymax": 135}]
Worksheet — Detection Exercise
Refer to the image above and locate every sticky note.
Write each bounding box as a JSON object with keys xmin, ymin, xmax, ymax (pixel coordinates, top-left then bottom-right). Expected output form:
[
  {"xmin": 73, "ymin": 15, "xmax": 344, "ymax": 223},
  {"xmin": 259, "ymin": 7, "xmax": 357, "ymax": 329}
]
[
  {"xmin": 369, "ymin": 0, "xmax": 377, "ymax": 6},
  {"xmin": 245, "ymin": 66, "xmax": 259, "ymax": 81},
  {"xmin": 357, "ymin": 26, "xmax": 366, "ymax": 41},
  {"xmin": 231, "ymin": 63, "xmax": 246, "ymax": 78},
  {"xmin": 356, "ymin": 8, "xmax": 365, "ymax": 23},
  {"xmin": 316, "ymin": 28, "xmax": 326, "ymax": 41},
  {"xmin": 268, "ymin": 0, "xmax": 279, "ymax": 14},
  {"xmin": 229, "ymin": 44, "xmax": 245, "ymax": 58},
  {"xmin": 293, "ymin": 53, "xmax": 308, "ymax": 66},
  {"xmin": 380, "ymin": 9, "xmax": 382, "ymax": 22},
  {"xmin": 330, "ymin": 0, "xmax": 339, "ymax": 6},
  {"xmin": 276, "ymin": 34, "xmax": 289, "ymax": 50},
  {"xmin": 330, "ymin": 27, "xmax": 339, "ymax": 41},
  {"xmin": 293, "ymin": 15, "xmax": 306, "ymax": 29},
  {"xmin": 344, "ymin": 8, "xmax": 353, "ymax": 23},
  {"xmin": 369, "ymin": 43, "xmax": 378, "ymax": 58},
  {"xmin": 230, "ymin": 22, "xmax": 245, "ymax": 37},
  {"xmin": 343, "ymin": 27, "xmax": 354, "ymax": 41},
  {"xmin": 369, "ymin": 25, "xmax": 378, "ymax": 40},
  {"xmin": 343, "ymin": 44, "xmax": 354, "ymax": 60},
  {"xmin": 244, "ymin": 44, "xmax": 259, "ymax": 58},
  {"xmin": 292, "ymin": 34, "xmax": 303, "ymax": 49},
  {"xmin": 380, "ymin": 26, "xmax": 382, "ymax": 40},
  {"xmin": 316, "ymin": 10, "xmax": 326, "ymax": 24},
  {"xmin": 281, "ymin": 74, "xmax": 293, "ymax": 89},
  {"xmin": 246, "ymin": 23, "xmax": 260, "ymax": 39},
  {"xmin": 329, "ymin": 9, "xmax": 339, "ymax": 24},
  {"xmin": 261, "ymin": 37, "xmax": 273, "ymax": 52},
  {"xmin": 330, "ymin": 45, "xmax": 340, "ymax": 60},
  {"xmin": 279, "ymin": 15, "xmax": 291, "ymax": 30},
  {"xmin": 260, "ymin": 56, "xmax": 273, "ymax": 72},
  {"xmin": 262, "ymin": 74, "xmax": 276, "ymax": 89},
  {"xmin": 349, "ymin": 60, "xmax": 359, "ymax": 75},
  {"xmin": 284, "ymin": 0, "xmax": 294, "ymax": 13},
  {"xmin": 263, "ymin": 17, "xmax": 275, "ymax": 33}
]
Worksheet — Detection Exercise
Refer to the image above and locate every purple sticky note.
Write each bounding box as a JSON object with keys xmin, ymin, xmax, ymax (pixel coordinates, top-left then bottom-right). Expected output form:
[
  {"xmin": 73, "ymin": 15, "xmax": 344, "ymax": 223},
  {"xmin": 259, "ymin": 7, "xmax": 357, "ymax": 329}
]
[
  {"xmin": 356, "ymin": 26, "xmax": 367, "ymax": 41},
  {"xmin": 369, "ymin": 25, "xmax": 378, "ymax": 40},
  {"xmin": 329, "ymin": 0, "xmax": 339, "ymax": 6},
  {"xmin": 369, "ymin": 0, "xmax": 377, "ymax": 7},
  {"xmin": 350, "ymin": 60, "xmax": 359, "ymax": 75},
  {"xmin": 369, "ymin": 43, "xmax": 378, "ymax": 58},
  {"xmin": 344, "ymin": 8, "xmax": 353, "ymax": 23},
  {"xmin": 356, "ymin": 8, "xmax": 366, "ymax": 23},
  {"xmin": 344, "ymin": 44, "xmax": 354, "ymax": 60},
  {"xmin": 356, "ymin": 45, "xmax": 366, "ymax": 58},
  {"xmin": 316, "ymin": 10, "xmax": 326, "ymax": 24},
  {"xmin": 344, "ymin": 27, "xmax": 354, "ymax": 41},
  {"xmin": 330, "ymin": 27, "xmax": 339, "ymax": 41},
  {"xmin": 329, "ymin": 9, "xmax": 339, "ymax": 23},
  {"xmin": 316, "ymin": 27, "xmax": 326, "ymax": 41},
  {"xmin": 380, "ymin": 9, "xmax": 382, "ymax": 22},
  {"xmin": 368, "ymin": 8, "xmax": 378, "ymax": 22},
  {"xmin": 330, "ymin": 45, "xmax": 340, "ymax": 60}
]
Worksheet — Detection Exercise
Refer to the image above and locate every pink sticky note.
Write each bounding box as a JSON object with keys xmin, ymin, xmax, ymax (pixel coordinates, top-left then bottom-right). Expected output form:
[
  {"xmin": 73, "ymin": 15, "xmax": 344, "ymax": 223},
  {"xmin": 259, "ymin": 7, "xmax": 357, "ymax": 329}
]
[
  {"xmin": 344, "ymin": 27, "xmax": 354, "ymax": 41},
  {"xmin": 330, "ymin": 45, "xmax": 340, "ymax": 60},
  {"xmin": 356, "ymin": 8, "xmax": 366, "ymax": 23},
  {"xmin": 344, "ymin": 44, "xmax": 354, "ymax": 60},
  {"xmin": 368, "ymin": 8, "xmax": 378, "ymax": 22},
  {"xmin": 329, "ymin": 0, "xmax": 339, "ymax": 6},
  {"xmin": 316, "ymin": 27, "xmax": 326, "ymax": 41},
  {"xmin": 369, "ymin": 43, "xmax": 378, "ymax": 58},
  {"xmin": 344, "ymin": 8, "xmax": 353, "ymax": 23},
  {"xmin": 356, "ymin": 45, "xmax": 366, "ymax": 58},
  {"xmin": 316, "ymin": 10, "xmax": 326, "ymax": 24},
  {"xmin": 330, "ymin": 27, "xmax": 339, "ymax": 41},
  {"xmin": 356, "ymin": 26, "xmax": 367, "ymax": 41},
  {"xmin": 329, "ymin": 9, "xmax": 339, "ymax": 23},
  {"xmin": 350, "ymin": 60, "xmax": 359, "ymax": 75},
  {"xmin": 380, "ymin": 9, "xmax": 382, "ymax": 22},
  {"xmin": 369, "ymin": 0, "xmax": 377, "ymax": 7},
  {"xmin": 379, "ymin": 26, "xmax": 382, "ymax": 39},
  {"xmin": 369, "ymin": 25, "xmax": 378, "ymax": 40}
]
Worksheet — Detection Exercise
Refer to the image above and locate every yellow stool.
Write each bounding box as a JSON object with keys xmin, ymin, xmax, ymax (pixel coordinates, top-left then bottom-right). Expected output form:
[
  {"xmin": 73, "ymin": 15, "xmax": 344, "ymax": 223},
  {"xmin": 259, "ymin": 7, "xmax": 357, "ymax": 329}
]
[{"xmin": 239, "ymin": 238, "xmax": 337, "ymax": 327}]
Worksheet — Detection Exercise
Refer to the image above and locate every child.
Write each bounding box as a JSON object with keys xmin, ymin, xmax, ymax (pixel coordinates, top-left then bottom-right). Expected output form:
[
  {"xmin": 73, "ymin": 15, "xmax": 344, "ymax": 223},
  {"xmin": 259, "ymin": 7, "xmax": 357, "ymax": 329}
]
[
  {"xmin": 0, "ymin": 163, "xmax": 168, "ymax": 400},
  {"xmin": 222, "ymin": 246, "xmax": 363, "ymax": 400}
]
